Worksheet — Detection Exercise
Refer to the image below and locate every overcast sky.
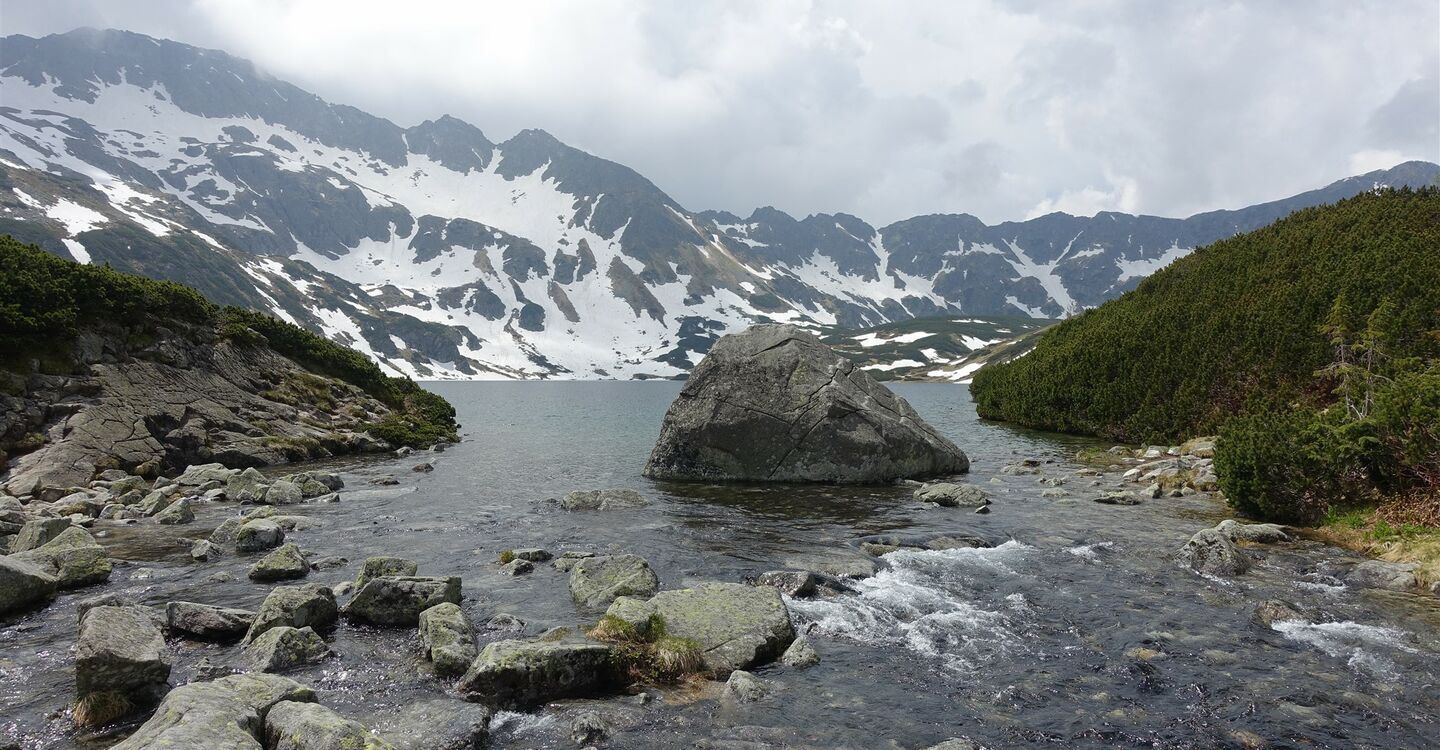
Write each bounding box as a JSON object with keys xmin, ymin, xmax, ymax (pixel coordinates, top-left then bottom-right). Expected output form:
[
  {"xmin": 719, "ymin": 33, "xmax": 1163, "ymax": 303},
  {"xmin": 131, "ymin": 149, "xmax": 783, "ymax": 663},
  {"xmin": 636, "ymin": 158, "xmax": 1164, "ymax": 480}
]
[{"xmin": 5, "ymin": 0, "xmax": 1437, "ymax": 225}]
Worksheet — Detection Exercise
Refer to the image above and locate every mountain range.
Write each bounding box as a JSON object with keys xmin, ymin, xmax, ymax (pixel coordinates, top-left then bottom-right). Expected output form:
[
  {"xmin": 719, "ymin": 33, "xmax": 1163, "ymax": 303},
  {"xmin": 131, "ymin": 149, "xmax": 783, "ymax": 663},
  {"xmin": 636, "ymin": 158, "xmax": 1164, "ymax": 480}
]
[{"xmin": 2, "ymin": 28, "xmax": 1436, "ymax": 380}]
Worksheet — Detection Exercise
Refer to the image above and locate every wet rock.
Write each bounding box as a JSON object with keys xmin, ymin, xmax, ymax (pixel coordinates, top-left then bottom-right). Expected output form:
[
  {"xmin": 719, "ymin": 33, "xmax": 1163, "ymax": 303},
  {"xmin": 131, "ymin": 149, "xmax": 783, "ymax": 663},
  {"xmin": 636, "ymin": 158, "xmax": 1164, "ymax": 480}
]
[
  {"xmin": 857, "ymin": 532, "xmax": 991, "ymax": 553},
  {"xmin": 10, "ymin": 517, "xmax": 72, "ymax": 552},
  {"xmin": 209, "ymin": 516, "xmax": 246, "ymax": 546},
  {"xmin": 608, "ymin": 582, "xmax": 795, "ymax": 676},
  {"xmin": 166, "ymin": 601, "xmax": 255, "ymax": 640},
  {"xmin": 344, "ymin": 575, "xmax": 462, "ymax": 626},
  {"xmin": 248, "ymin": 543, "xmax": 310, "ymax": 582},
  {"xmin": 1216, "ymin": 519, "xmax": 1292, "ymax": 544},
  {"xmin": 781, "ymin": 550, "xmax": 879, "ymax": 579},
  {"xmin": 553, "ymin": 550, "xmax": 596, "ymax": 572},
  {"xmin": 245, "ymin": 584, "xmax": 338, "ymax": 643},
  {"xmin": 781, "ymin": 636, "xmax": 819, "ymax": 668},
  {"xmin": 244, "ymin": 625, "xmax": 331, "ymax": 672},
  {"xmin": 226, "ymin": 468, "xmax": 269, "ymax": 504},
  {"xmin": 1177, "ymin": 528, "xmax": 1251, "ymax": 576},
  {"xmin": 571, "ymin": 711, "xmax": 609, "ymax": 745},
  {"xmin": 74, "ymin": 605, "xmax": 171, "ymax": 727},
  {"xmin": 643, "ymin": 324, "xmax": 969, "ymax": 483},
  {"xmin": 262, "ymin": 479, "xmax": 303, "ymax": 506},
  {"xmin": 1181, "ymin": 437, "xmax": 1217, "ymax": 458},
  {"xmin": 0, "ymin": 555, "xmax": 58, "ymax": 614},
  {"xmin": 455, "ymin": 636, "xmax": 624, "ymax": 708},
  {"xmin": 419, "ymin": 602, "xmax": 477, "ymax": 677},
  {"xmin": 724, "ymin": 670, "xmax": 769, "ymax": 702},
  {"xmin": 264, "ymin": 700, "xmax": 394, "ymax": 750},
  {"xmin": 234, "ymin": 518, "xmax": 285, "ymax": 552},
  {"xmin": 109, "ymin": 673, "xmax": 316, "ymax": 750},
  {"xmin": 483, "ymin": 613, "xmax": 526, "ymax": 632},
  {"xmin": 512, "ymin": 548, "xmax": 551, "ymax": 562},
  {"xmin": 558, "ymin": 489, "xmax": 648, "ymax": 511},
  {"xmin": 499, "ymin": 559, "xmax": 533, "ymax": 576},
  {"xmin": 154, "ymin": 497, "xmax": 195, "ymax": 525},
  {"xmin": 1000, "ymin": 463, "xmax": 1040, "ymax": 476},
  {"xmin": 381, "ymin": 699, "xmax": 492, "ymax": 750},
  {"xmin": 1252, "ymin": 599, "xmax": 1305, "ymax": 627},
  {"xmin": 356, "ymin": 556, "xmax": 418, "ymax": 588},
  {"xmin": 412, "ymin": 462, "xmax": 435, "ymax": 473},
  {"xmin": 569, "ymin": 554, "xmax": 660, "ymax": 608},
  {"xmin": 12, "ymin": 526, "xmax": 111, "ymax": 588},
  {"xmin": 1040, "ymin": 488, "xmax": 1069, "ymax": 498},
  {"xmin": 913, "ymin": 482, "xmax": 989, "ymax": 507},
  {"xmin": 1094, "ymin": 491, "xmax": 1141, "ymax": 506},
  {"xmin": 190, "ymin": 539, "xmax": 223, "ymax": 562},
  {"xmin": 268, "ymin": 515, "xmax": 319, "ymax": 532},
  {"xmin": 174, "ymin": 463, "xmax": 238, "ymax": 487},
  {"xmin": 1346, "ymin": 560, "xmax": 1418, "ymax": 591},
  {"xmin": 754, "ymin": 570, "xmax": 817, "ymax": 598},
  {"xmin": 308, "ymin": 555, "xmax": 347, "ymax": 571}
]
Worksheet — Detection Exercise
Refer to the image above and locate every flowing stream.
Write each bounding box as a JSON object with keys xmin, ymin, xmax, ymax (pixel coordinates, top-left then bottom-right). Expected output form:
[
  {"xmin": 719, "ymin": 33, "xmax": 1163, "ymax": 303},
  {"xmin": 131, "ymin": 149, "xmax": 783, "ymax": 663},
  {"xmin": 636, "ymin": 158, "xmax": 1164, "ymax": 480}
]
[{"xmin": 2, "ymin": 381, "xmax": 1437, "ymax": 749}]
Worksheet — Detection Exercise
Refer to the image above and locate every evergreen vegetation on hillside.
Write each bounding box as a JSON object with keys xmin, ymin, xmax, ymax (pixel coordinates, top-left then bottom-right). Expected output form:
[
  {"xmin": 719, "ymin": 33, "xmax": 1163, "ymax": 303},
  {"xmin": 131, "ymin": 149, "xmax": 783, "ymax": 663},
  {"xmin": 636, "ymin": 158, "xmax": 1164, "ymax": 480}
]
[
  {"xmin": 970, "ymin": 189, "xmax": 1440, "ymax": 523},
  {"xmin": 0, "ymin": 235, "xmax": 456, "ymax": 447}
]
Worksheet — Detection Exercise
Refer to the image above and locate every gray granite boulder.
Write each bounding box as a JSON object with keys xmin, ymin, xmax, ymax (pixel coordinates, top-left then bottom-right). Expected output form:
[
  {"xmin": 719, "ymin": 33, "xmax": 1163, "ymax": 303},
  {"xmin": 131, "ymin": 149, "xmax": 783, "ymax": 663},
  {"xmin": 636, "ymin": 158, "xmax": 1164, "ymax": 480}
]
[
  {"xmin": 604, "ymin": 582, "xmax": 795, "ymax": 676},
  {"xmin": 1176, "ymin": 528, "xmax": 1251, "ymax": 577},
  {"xmin": 245, "ymin": 584, "xmax": 338, "ymax": 643},
  {"xmin": 642, "ymin": 325, "xmax": 969, "ymax": 483},
  {"xmin": 166, "ymin": 601, "xmax": 255, "ymax": 640},
  {"xmin": 913, "ymin": 482, "xmax": 989, "ymax": 507},
  {"xmin": 356, "ymin": 556, "xmax": 417, "ymax": 588},
  {"xmin": 75, "ymin": 605, "xmax": 172, "ymax": 727},
  {"xmin": 109, "ymin": 673, "xmax": 316, "ymax": 750},
  {"xmin": 419, "ymin": 602, "xmax": 477, "ymax": 677},
  {"xmin": 12, "ymin": 526, "xmax": 111, "ymax": 588},
  {"xmin": 248, "ymin": 543, "xmax": 310, "ymax": 582},
  {"xmin": 243, "ymin": 626, "xmax": 331, "ymax": 672},
  {"xmin": 264, "ymin": 700, "xmax": 394, "ymax": 750},
  {"xmin": 381, "ymin": 699, "xmax": 492, "ymax": 750},
  {"xmin": 455, "ymin": 636, "xmax": 624, "ymax": 708},
  {"xmin": 568, "ymin": 554, "xmax": 659, "ymax": 608},
  {"xmin": 0, "ymin": 554, "xmax": 59, "ymax": 614},
  {"xmin": 344, "ymin": 576, "xmax": 461, "ymax": 626},
  {"xmin": 557, "ymin": 489, "xmax": 648, "ymax": 511},
  {"xmin": 1346, "ymin": 560, "xmax": 1419, "ymax": 591},
  {"xmin": 235, "ymin": 519, "xmax": 285, "ymax": 552}
]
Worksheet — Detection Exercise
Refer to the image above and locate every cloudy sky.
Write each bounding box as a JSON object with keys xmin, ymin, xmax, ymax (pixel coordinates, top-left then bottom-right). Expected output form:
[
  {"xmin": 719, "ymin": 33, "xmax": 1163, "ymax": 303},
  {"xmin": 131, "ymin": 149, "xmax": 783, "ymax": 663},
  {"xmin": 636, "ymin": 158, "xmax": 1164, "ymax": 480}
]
[{"xmin": 6, "ymin": 0, "xmax": 1437, "ymax": 225}]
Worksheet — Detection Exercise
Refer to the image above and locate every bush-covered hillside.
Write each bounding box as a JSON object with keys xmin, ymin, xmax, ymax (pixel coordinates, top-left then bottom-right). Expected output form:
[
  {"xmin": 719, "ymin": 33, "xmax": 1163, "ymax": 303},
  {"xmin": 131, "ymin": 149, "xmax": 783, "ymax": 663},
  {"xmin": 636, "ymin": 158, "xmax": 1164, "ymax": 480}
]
[
  {"xmin": 0, "ymin": 235, "xmax": 456, "ymax": 447},
  {"xmin": 970, "ymin": 188, "xmax": 1440, "ymax": 522}
]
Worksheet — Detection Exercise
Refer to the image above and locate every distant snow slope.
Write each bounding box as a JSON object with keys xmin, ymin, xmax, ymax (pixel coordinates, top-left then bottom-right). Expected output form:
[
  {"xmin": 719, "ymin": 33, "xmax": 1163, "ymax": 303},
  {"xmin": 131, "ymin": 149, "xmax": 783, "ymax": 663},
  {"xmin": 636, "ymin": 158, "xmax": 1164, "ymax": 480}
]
[{"xmin": 2, "ymin": 29, "xmax": 1436, "ymax": 379}]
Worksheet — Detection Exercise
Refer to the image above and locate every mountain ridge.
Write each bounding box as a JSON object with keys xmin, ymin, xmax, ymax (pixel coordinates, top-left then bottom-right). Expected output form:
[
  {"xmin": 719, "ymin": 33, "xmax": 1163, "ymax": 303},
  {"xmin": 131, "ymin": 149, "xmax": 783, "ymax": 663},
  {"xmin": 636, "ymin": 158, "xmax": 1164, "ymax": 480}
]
[{"xmin": 2, "ymin": 27, "xmax": 1436, "ymax": 380}]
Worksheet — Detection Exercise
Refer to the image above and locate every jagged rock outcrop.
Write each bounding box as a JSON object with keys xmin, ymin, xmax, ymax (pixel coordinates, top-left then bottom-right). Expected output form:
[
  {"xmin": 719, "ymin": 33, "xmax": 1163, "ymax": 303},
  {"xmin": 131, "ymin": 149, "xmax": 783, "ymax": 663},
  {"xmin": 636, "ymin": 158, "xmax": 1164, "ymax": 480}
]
[{"xmin": 643, "ymin": 325, "xmax": 969, "ymax": 483}]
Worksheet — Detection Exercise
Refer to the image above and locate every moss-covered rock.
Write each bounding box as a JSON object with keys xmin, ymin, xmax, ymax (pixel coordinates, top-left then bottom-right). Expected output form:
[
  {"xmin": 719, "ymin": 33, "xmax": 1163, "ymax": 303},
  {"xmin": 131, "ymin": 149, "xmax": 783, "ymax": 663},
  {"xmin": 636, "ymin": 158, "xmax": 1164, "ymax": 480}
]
[
  {"xmin": 455, "ymin": 636, "xmax": 624, "ymax": 708},
  {"xmin": 344, "ymin": 576, "xmax": 461, "ymax": 626},
  {"xmin": 418, "ymin": 602, "xmax": 476, "ymax": 677},
  {"xmin": 244, "ymin": 625, "xmax": 331, "ymax": 672},
  {"xmin": 605, "ymin": 582, "xmax": 795, "ymax": 677},
  {"xmin": 264, "ymin": 700, "xmax": 396, "ymax": 750},
  {"xmin": 248, "ymin": 543, "xmax": 310, "ymax": 582},
  {"xmin": 12, "ymin": 525, "xmax": 111, "ymax": 588},
  {"xmin": 109, "ymin": 673, "xmax": 316, "ymax": 750},
  {"xmin": 568, "ymin": 554, "xmax": 659, "ymax": 609},
  {"xmin": 245, "ymin": 584, "xmax": 338, "ymax": 643}
]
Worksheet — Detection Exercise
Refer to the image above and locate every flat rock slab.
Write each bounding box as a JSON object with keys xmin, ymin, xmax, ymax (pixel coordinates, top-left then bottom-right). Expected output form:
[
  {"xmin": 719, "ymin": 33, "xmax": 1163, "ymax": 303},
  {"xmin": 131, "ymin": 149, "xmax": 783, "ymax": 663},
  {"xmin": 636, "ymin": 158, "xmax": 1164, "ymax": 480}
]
[
  {"xmin": 166, "ymin": 601, "xmax": 255, "ymax": 640},
  {"xmin": 381, "ymin": 699, "xmax": 493, "ymax": 750},
  {"xmin": 344, "ymin": 576, "xmax": 461, "ymax": 626},
  {"xmin": 568, "ymin": 554, "xmax": 659, "ymax": 609},
  {"xmin": 456, "ymin": 637, "xmax": 623, "ymax": 708},
  {"xmin": 607, "ymin": 582, "xmax": 795, "ymax": 677},
  {"xmin": 642, "ymin": 324, "xmax": 970, "ymax": 484}
]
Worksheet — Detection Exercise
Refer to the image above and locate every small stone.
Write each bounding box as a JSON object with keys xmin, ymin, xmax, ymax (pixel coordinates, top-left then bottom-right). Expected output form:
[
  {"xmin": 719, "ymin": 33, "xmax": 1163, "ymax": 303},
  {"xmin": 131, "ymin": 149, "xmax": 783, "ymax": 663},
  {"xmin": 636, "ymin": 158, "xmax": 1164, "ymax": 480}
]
[
  {"xmin": 558, "ymin": 489, "xmax": 648, "ymax": 511},
  {"xmin": 570, "ymin": 711, "xmax": 609, "ymax": 746},
  {"xmin": 781, "ymin": 636, "xmax": 819, "ymax": 667},
  {"xmin": 499, "ymin": 559, "xmax": 533, "ymax": 576},
  {"xmin": 724, "ymin": 670, "xmax": 769, "ymax": 702},
  {"xmin": 412, "ymin": 462, "xmax": 435, "ymax": 473},
  {"xmin": 754, "ymin": 570, "xmax": 817, "ymax": 598},
  {"xmin": 568, "ymin": 554, "xmax": 659, "ymax": 608},
  {"xmin": 234, "ymin": 519, "xmax": 285, "ymax": 552},
  {"xmin": 512, "ymin": 548, "xmax": 551, "ymax": 562},
  {"xmin": 190, "ymin": 539, "xmax": 222, "ymax": 562},
  {"xmin": 154, "ymin": 497, "xmax": 195, "ymax": 525},
  {"xmin": 1094, "ymin": 491, "xmax": 1141, "ymax": 506},
  {"xmin": 244, "ymin": 625, "xmax": 331, "ymax": 672}
]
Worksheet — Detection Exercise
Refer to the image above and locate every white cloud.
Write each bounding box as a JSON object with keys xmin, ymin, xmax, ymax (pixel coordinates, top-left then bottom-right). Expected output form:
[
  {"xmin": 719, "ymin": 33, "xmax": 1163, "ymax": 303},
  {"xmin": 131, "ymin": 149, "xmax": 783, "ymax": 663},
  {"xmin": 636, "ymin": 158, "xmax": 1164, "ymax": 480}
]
[
  {"xmin": 5, "ymin": 0, "xmax": 1439, "ymax": 225},
  {"xmin": 1349, "ymin": 149, "xmax": 1415, "ymax": 176}
]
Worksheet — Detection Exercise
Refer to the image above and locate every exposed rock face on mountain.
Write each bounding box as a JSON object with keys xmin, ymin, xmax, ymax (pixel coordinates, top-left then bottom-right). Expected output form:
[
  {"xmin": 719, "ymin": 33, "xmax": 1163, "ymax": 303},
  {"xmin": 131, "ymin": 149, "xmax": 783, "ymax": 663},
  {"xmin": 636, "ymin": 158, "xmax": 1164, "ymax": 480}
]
[
  {"xmin": 643, "ymin": 324, "xmax": 969, "ymax": 483},
  {"xmin": 2, "ymin": 28, "xmax": 1435, "ymax": 380}
]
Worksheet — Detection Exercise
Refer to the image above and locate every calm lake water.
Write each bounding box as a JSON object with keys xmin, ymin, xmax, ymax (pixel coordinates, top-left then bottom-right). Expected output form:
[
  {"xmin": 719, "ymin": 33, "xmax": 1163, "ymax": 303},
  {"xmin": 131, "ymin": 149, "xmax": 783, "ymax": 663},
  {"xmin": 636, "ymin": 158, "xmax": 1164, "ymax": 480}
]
[{"xmin": 3, "ymin": 382, "xmax": 1439, "ymax": 749}]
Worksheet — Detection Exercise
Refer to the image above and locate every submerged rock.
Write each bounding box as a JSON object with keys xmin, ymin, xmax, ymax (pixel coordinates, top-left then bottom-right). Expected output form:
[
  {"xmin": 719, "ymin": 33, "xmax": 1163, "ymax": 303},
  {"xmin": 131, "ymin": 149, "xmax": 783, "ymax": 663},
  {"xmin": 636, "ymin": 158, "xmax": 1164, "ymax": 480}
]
[
  {"xmin": 419, "ymin": 602, "xmax": 477, "ymax": 677},
  {"xmin": 265, "ymin": 700, "xmax": 395, "ymax": 750},
  {"xmin": 1253, "ymin": 599, "xmax": 1305, "ymax": 627},
  {"xmin": 1346, "ymin": 560, "xmax": 1419, "ymax": 591},
  {"xmin": 381, "ymin": 698, "xmax": 492, "ymax": 750},
  {"xmin": 455, "ymin": 636, "xmax": 624, "ymax": 708},
  {"xmin": 558, "ymin": 488, "xmax": 648, "ymax": 511},
  {"xmin": 724, "ymin": 670, "xmax": 769, "ymax": 702},
  {"xmin": 1177, "ymin": 528, "xmax": 1251, "ymax": 577},
  {"xmin": 914, "ymin": 482, "xmax": 989, "ymax": 507},
  {"xmin": 75, "ymin": 605, "xmax": 171, "ymax": 727},
  {"xmin": 642, "ymin": 324, "xmax": 969, "ymax": 483},
  {"xmin": 568, "ymin": 554, "xmax": 660, "ymax": 608},
  {"xmin": 110, "ymin": 673, "xmax": 316, "ymax": 750},
  {"xmin": 344, "ymin": 576, "xmax": 462, "ymax": 626}
]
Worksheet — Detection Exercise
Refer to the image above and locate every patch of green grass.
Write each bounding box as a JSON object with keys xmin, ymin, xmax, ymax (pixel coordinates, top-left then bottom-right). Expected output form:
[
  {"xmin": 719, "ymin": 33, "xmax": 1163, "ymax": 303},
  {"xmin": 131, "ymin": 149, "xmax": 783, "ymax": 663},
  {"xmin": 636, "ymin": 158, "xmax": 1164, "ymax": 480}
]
[{"xmin": 498, "ymin": 549, "xmax": 516, "ymax": 565}]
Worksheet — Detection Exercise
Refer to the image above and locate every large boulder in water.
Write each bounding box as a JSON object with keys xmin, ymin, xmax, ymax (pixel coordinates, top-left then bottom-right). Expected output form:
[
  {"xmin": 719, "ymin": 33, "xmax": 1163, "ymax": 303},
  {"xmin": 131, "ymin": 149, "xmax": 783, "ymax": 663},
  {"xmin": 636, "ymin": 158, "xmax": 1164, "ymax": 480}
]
[
  {"xmin": 74, "ymin": 605, "xmax": 172, "ymax": 727},
  {"xmin": 110, "ymin": 673, "xmax": 316, "ymax": 750},
  {"xmin": 642, "ymin": 324, "xmax": 969, "ymax": 483}
]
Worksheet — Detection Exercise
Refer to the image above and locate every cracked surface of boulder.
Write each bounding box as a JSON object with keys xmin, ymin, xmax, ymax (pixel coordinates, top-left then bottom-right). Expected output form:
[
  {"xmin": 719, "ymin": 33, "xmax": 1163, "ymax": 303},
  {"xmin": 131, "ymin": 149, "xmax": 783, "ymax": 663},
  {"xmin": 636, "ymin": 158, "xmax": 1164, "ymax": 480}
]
[
  {"xmin": 110, "ymin": 673, "xmax": 316, "ymax": 750},
  {"xmin": 643, "ymin": 324, "xmax": 969, "ymax": 483}
]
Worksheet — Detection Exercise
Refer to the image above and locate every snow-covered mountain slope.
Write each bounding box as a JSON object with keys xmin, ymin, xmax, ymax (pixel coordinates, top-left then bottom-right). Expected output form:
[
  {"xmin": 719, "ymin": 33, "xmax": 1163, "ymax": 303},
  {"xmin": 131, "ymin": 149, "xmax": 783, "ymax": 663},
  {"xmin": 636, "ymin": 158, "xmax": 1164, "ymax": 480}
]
[
  {"xmin": 2, "ymin": 28, "xmax": 1436, "ymax": 380},
  {"xmin": 816, "ymin": 316, "xmax": 1049, "ymax": 383}
]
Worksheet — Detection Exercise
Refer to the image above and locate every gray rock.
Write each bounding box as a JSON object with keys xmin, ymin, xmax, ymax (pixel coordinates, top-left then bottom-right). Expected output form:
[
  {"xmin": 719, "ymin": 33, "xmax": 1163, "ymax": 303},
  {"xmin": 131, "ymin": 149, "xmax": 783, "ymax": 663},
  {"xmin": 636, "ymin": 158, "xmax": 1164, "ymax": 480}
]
[
  {"xmin": 607, "ymin": 582, "xmax": 795, "ymax": 677},
  {"xmin": 308, "ymin": 555, "xmax": 348, "ymax": 571},
  {"xmin": 419, "ymin": 602, "xmax": 476, "ymax": 677},
  {"xmin": 1346, "ymin": 560, "xmax": 1419, "ymax": 591},
  {"xmin": 499, "ymin": 559, "xmax": 533, "ymax": 576},
  {"xmin": 245, "ymin": 584, "xmax": 338, "ymax": 643},
  {"xmin": 109, "ymin": 673, "xmax": 316, "ymax": 750},
  {"xmin": 10, "ymin": 517, "xmax": 72, "ymax": 552},
  {"xmin": 11, "ymin": 526, "xmax": 112, "ymax": 588},
  {"xmin": 264, "ymin": 700, "xmax": 394, "ymax": 750},
  {"xmin": 754, "ymin": 570, "xmax": 817, "ymax": 598},
  {"xmin": 234, "ymin": 519, "xmax": 285, "ymax": 552},
  {"xmin": 511, "ymin": 548, "xmax": 551, "ymax": 562},
  {"xmin": 381, "ymin": 699, "xmax": 492, "ymax": 750},
  {"xmin": 154, "ymin": 497, "xmax": 195, "ymax": 525},
  {"xmin": 724, "ymin": 670, "xmax": 769, "ymax": 702},
  {"xmin": 248, "ymin": 543, "xmax": 310, "ymax": 582},
  {"xmin": 570, "ymin": 711, "xmax": 609, "ymax": 745},
  {"xmin": 643, "ymin": 325, "xmax": 969, "ymax": 483},
  {"xmin": 356, "ymin": 556, "xmax": 418, "ymax": 588},
  {"xmin": 226, "ymin": 467, "xmax": 269, "ymax": 504},
  {"xmin": 1094, "ymin": 491, "xmax": 1141, "ymax": 505},
  {"xmin": 483, "ymin": 613, "xmax": 526, "ymax": 632},
  {"xmin": 1253, "ymin": 599, "xmax": 1305, "ymax": 627},
  {"xmin": 0, "ymin": 555, "xmax": 58, "ymax": 614},
  {"xmin": 74, "ymin": 605, "xmax": 171, "ymax": 727},
  {"xmin": 1216, "ymin": 519, "xmax": 1292, "ymax": 544},
  {"xmin": 209, "ymin": 516, "xmax": 246, "ymax": 546},
  {"xmin": 344, "ymin": 575, "xmax": 462, "ymax": 626},
  {"xmin": 174, "ymin": 463, "xmax": 238, "ymax": 487},
  {"xmin": 913, "ymin": 482, "xmax": 989, "ymax": 507},
  {"xmin": 558, "ymin": 489, "xmax": 648, "ymax": 511},
  {"xmin": 263, "ymin": 480, "xmax": 303, "ymax": 506},
  {"xmin": 455, "ymin": 636, "xmax": 624, "ymax": 708},
  {"xmin": 190, "ymin": 539, "xmax": 223, "ymax": 561},
  {"xmin": 569, "ymin": 554, "xmax": 660, "ymax": 608},
  {"xmin": 921, "ymin": 739, "xmax": 984, "ymax": 750},
  {"xmin": 782, "ymin": 550, "xmax": 879, "ymax": 579},
  {"xmin": 1176, "ymin": 528, "xmax": 1251, "ymax": 577},
  {"xmin": 166, "ymin": 601, "xmax": 255, "ymax": 640},
  {"xmin": 552, "ymin": 551, "xmax": 596, "ymax": 572},
  {"xmin": 781, "ymin": 636, "xmax": 819, "ymax": 668},
  {"xmin": 244, "ymin": 625, "xmax": 331, "ymax": 672}
]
